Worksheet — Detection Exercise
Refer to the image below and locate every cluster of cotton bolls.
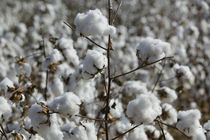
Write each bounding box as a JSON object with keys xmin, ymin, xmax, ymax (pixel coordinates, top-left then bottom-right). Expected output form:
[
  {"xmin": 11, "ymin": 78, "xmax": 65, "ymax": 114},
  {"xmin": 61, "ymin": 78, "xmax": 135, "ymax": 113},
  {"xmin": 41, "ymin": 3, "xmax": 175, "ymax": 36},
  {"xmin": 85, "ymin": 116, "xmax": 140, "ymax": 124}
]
[{"xmin": 0, "ymin": 0, "xmax": 210, "ymax": 139}]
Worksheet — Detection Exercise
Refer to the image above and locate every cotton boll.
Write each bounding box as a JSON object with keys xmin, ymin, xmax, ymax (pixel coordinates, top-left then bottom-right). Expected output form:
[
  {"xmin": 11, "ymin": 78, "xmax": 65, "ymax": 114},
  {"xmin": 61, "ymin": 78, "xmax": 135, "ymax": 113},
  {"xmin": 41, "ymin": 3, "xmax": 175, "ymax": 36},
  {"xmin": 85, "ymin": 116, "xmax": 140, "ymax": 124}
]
[
  {"xmin": 136, "ymin": 37, "xmax": 171, "ymax": 64},
  {"xmin": 174, "ymin": 64, "xmax": 195, "ymax": 88},
  {"xmin": 28, "ymin": 104, "xmax": 48, "ymax": 130},
  {"xmin": 109, "ymin": 116, "xmax": 131, "ymax": 139},
  {"xmin": 127, "ymin": 125, "xmax": 148, "ymax": 140},
  {"xmin": 0, "ymin": 77, "xmax": 14, "ymax": 93},
  {"xmin": 56, "ymin": 38, "xmax": 80, "ymax": 66},
  {"xmin": 35, "ymin": 114, "xmax": 64, "ymax": 140},
  {"xmin": 0, "ymin": 97, "xmax": 12, "ymax": 121},
  {"xmin": 83, "ymin": 122, "xmax": 97, "ymax": 140},
  {"xmin": 69, "ymin": 122, "xmax": 97, "ymax": 140},
  {"xmin": 49, "ymin": 77, "xmax": 64, "ymax": 97},
  {"xmin": 74, "ymin": 9, "xmax": 116, "ymax": 36},
  {"xmin": 74, "ymin": 79, "xmax": 96, "ymax": 102},
  {"xmin": 49, "ymin": 92, "xmax": 81, "ymax": 116},
  {"xmin": 156, "ymin": 87, "xmax": 177, "ymax": 103},
  {"xmin": 41, "ymin": 49, "xmax": 63, "ymax": 71},
  {"xmin": 161, "ymin": 103, "xmax": 177, "ymax": 124},
  {"xmin": 82, "ymin": 50, "xmax": 107, "ymax": 79},
  {"xmin": 16, "ymin": 63, "xmax": 32, "ymax": 77},
  {"xmin": 61, "ymin": 122, "xmax": 77, "ymax": 140},
  {"xmin": 184, "ymin": 24, "xmax": 199, "ymax": 47},
  {"xmin": 122, "ymin": 81, "xmax": 148, "ymax": 105},
  {"xmin": 144, "ymin": 125, "xmax": 160, "ymax": 139},
  {"xmin": 123, "ymin": 81, "xmax": 148, "ymax": 96},
  {"xmin": 192, "ymin": 128, "xmax": 206, "ymax": 140},
  {"xmin": 204, "ymin": 120, "xmax": 210, "ymax": 139},
  {"xmin": 176, "ymin": 109, "xmax": 202, "ymax": 137},
  {"xmin": 109, "ymin": 99, "xmax": 124, "ymax": 118},
  {"xmin": 126, "ymin": 93, "xmax": 162, "ymax": 124}
]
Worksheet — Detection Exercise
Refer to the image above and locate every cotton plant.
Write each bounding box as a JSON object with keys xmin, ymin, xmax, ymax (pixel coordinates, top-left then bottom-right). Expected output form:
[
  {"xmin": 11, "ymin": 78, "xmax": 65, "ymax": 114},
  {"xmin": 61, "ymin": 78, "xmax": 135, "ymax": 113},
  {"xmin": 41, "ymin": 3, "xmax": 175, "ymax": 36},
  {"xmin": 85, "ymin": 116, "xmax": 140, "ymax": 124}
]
[{"xmin": 0, "ymin": 0, "xmax": 209, "ymax": 139}]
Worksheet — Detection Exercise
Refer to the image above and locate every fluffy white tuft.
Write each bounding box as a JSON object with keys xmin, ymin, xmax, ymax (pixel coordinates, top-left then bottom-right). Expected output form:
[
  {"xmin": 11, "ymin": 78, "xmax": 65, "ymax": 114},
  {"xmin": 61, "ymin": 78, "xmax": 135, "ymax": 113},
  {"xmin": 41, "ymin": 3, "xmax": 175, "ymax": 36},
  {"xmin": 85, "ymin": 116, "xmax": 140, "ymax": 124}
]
[
  {"xmin": 82, "ymin": 50, "xmax": 107, "ymax": 79},
  {"xmin": 74, "ymin": 9, "xmax": 116, "ymax": 36},
  {"xmin": 126, "ymin": 93, "xmax": 162, "ymax": 124},
  {"xmin": 49, "ymin": 92, "xmax": 81, "ymax": 116},
  {"xmin": 136, "ymin": 37, "xmax": 171, "ymax": 64}
]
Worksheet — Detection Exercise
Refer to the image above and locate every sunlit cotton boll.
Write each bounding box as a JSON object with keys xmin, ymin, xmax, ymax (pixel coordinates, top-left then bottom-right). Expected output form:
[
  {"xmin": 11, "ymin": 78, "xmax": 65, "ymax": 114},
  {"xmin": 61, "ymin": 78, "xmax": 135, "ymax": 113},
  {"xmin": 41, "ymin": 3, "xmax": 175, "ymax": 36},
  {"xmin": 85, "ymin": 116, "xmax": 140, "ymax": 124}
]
[
  {"xmin": 136, "ymin": 37, "xmax": 171, "ymax": 64},
  {"xmin": 126, "ymin": 93, "xmax": 162, "ymax": 124},
  {"xmin": 82, "ymin": 50, "xmax": 107, "ymax": 79},
  {"xmin": 74, "ymin": 9, "xmax": 116, "ymax": 36},
  {"xmin": 49, "ymin": 92, "xmax": 81, "ymax": 116},
  {"xmin": 176, "ymin": 109, "xmax": 204, "ymax": 138}
]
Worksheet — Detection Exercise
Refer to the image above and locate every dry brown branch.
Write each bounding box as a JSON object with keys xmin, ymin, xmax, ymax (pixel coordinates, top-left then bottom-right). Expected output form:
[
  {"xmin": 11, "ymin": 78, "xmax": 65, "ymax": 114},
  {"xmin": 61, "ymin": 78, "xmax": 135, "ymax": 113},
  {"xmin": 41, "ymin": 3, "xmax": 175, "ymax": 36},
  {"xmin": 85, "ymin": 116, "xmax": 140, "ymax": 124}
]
[
  {"xmin": 154, "ymin": 119, "xmax": 191, "ymax": 139},
  {"xmin": 112, "ymin": 56, "xmax": 173, "ymax": 79},
  {"xmin": 63, "ymin": 21, "xmax": 107, "ymax": 51},
  {"xmin": 111, "ymin": 123, "xmax": 143, "ymax": 140}
]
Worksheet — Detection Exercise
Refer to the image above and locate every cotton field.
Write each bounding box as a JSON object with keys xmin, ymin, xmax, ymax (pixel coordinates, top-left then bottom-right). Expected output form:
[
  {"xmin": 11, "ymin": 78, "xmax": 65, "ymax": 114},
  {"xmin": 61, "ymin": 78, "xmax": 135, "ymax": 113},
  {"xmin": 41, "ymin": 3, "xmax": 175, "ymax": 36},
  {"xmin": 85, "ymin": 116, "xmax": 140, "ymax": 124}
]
[{"xmin": 0, "ymin": 0, "xmax": 210, "ymax": 140}]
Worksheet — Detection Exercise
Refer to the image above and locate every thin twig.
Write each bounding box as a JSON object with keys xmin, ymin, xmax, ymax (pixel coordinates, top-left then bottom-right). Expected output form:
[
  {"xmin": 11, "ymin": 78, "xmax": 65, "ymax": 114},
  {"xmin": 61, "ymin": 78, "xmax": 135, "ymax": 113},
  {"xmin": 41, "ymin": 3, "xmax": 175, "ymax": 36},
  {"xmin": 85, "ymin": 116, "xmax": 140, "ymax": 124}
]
[
  {"xmin": 112, "ymin": 56, "xmax": 173, "ymax": 79},
  {"xmin": 42, "ymin": 37, "xmax": 48, "ymax": 101},
  {"xmin": 112, "ymin": 0, "xmax": 122, "ymax": 25},
  {"xmin": 156, "ymin": 117, "xmax": 166, "ymax": 140},
  {"xmin": 63, "ymin": 21, "xmax": 107, "ymax": 50},
  {"xmin": 154, "ymin": 119, "xmax": 191, "ymax": 139},
  {"xmin": 152, "ymin": 59, "xmax": 166, "ymax": 92},
  {"xmin": 0, "ymin": 124, "xmax": 8, "ymax": 140},
  {"xmin": 111, "ymin": 123, "xmax": 143, "ymax": 140},
  {"xmin": 76, "ymin": 114, "xmax": 105, "ymax": 122},
  {"xmin": 105, "ymin": 1, "xmax": 113, "ymax": 140},
  {"xmin": 22, "ymin": 51, "xmax": 43, "ymax": 59}
]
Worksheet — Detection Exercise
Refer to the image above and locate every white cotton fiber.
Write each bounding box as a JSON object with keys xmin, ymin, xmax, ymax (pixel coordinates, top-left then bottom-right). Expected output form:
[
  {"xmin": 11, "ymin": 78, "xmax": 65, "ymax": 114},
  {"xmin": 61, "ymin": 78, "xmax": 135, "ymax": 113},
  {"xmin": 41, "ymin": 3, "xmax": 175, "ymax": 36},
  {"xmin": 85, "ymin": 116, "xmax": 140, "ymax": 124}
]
[
  {"xmin": 0, "ymin": 97, "xmax": 12, "ymax": 121},
  {"xmin": 126, "ymin": 93, "xmax": 162, "ymax": 124},
  {"xmin": 176, "ymin": 109, "xmax": 203, "ymax": 137},
  {"xmin": 56, "ymin": 38, "xmax": 79, "ymax": 66},
  {"xmin": 49, "ymin": 77, "xmax": 64, "ymax": 97},
  {"xmin": 82, "ymin": 50, "xmax": 107, "ymax": 79},
  {"xmin": 136, "ymin": 37, "xmax": 171, "ymax": 64},
  {"xmin": 0, "ymin": 77, "xmax": 14, "ymax": 93},
  {"xmin": 74, "ymin": 9, "xmax": 116, "ymax": 36},
  {"xmin": 49, "ymin": 92, "xmax": 81, "ymax": 116}
]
